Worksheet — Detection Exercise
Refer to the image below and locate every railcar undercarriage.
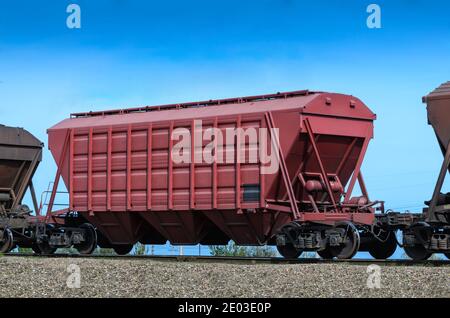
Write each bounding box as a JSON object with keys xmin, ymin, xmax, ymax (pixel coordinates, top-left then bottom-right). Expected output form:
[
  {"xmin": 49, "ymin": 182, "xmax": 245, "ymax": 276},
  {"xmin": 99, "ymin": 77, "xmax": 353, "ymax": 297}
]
[
  {"xmin": 274, "ymin": 208, "xmax": 450, "ymax": 260},
  {"xmin": 0, "ymin": 207, "xmax": 98, "ymax": 255}
]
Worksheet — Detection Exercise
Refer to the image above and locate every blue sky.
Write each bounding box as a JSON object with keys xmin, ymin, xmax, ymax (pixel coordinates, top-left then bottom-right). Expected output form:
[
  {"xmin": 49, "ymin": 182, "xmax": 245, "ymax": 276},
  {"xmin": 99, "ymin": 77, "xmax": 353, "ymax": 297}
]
[{"xmin": 1, "ymin": 1, "xmax": 450, "ymax": 256}]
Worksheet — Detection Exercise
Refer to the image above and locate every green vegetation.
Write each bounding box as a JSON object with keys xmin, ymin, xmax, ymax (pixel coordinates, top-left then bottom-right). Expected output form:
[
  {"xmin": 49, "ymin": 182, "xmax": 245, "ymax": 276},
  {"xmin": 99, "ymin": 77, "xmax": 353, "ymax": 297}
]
[
  {"xmin": 13, "ymin": 247, "xmax": 33, "ymax": 254},
  {"xmin": 94, "ymin": 247, "xmax": 115, "ymax": 255},
  {"xmin": 133, "ymin": 242, "xmax": 148, "ymax": 256},
  {"xmin": 209, "ymin": 242, "xmax": 248, "ymax": 257},
  {"xmin": 209, "ymin": 241, "xmax": 277, "ymax": 257}
]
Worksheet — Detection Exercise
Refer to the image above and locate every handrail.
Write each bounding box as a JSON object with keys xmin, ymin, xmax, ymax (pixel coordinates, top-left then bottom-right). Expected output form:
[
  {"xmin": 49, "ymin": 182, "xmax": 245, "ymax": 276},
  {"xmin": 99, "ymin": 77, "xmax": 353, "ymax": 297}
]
[
  {"xmin": 70, "ymin": 90, "xmax": 313, "ymax": 118},
  {"xmin": 38, "ymin": 185, "xmax": 69, "ymax": 216}
]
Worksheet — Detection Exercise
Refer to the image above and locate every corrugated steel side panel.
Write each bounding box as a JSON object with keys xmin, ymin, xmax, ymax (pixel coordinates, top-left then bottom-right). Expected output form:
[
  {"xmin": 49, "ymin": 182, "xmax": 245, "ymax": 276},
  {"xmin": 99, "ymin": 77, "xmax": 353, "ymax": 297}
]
[{"xmin": 70, "ymin": 116, "xmax": 264, "ymax": 213}]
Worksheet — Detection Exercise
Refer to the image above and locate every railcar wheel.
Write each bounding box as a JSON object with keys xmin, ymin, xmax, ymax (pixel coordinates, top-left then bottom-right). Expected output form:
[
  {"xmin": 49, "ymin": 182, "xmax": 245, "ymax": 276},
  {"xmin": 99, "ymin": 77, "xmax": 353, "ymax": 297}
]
[
  {"xmin": 368, "ymin": 230, "xmax": 397, "ymax": 259},
  {"xmin": 113, "ymin": 244, "xmax": 134, "ymax": 255},
  {"xmin": 276, "ymin": 222, "xmax": 303, "ymax": 259},
  {"xmin": 0, "ymin": 228, "xmax": 14, "ymax": 253},
  {"xmin": 330, "ymin": 222, "xmax": 360, "ymax": 260},
  {"xmin": 32, "ymin": 242, "xmax": 57, "ymax": 255},
  {"xmin": 74, "ymin": 223, "xmax": 97, "ymax": 255},
  {"xmin": 404, "ymin": 245, "xmax": 431, "ymax": 261},
  {"xmin": 317, "ymin": 248, "xmax": 334, "ymax": 259},
  {"xmin": 444, "ymin": 229, "xmax": 450, "ymax": 259},
  {"xmin": 31, "ymin": 245, "xmax": 40, "ymax": 254},
  {"xmin": 276, "ymin": 244, "xmax": 302, "ymax": 259},
  {"xmin": 403, "ymin": 223, "xmax": 432, "ymax": 261}
]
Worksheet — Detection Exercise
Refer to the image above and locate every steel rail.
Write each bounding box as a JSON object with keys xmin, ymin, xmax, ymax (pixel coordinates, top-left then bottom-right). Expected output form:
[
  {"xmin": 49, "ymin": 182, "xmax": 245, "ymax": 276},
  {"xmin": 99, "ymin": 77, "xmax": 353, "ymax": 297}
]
[{"xmin": 3, "ymin": 253, "xmax": 449, "ymax": 266}]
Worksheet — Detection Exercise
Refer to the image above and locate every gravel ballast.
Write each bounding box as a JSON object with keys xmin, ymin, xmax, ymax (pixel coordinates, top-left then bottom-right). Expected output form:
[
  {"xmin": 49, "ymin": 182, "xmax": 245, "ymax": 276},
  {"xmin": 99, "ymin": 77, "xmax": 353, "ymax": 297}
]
[{"xmin": 0, "ymin": 256, "xmax": 448, "ymax": 298}]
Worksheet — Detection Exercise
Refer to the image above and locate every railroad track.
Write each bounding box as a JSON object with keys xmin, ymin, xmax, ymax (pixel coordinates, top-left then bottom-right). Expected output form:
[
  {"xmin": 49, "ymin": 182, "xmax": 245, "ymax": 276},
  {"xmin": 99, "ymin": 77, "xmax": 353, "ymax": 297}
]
[{"xmin": 3, "ymin": 253, "xmax": 450, "ymax": 266}]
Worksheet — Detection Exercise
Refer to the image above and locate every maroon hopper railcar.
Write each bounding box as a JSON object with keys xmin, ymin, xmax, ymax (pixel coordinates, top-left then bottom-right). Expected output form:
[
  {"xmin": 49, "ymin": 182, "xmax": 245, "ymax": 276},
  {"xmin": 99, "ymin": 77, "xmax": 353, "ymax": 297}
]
[{"xmin": 45, "ymin": 90, "xmax": 387, "ymax": 258}]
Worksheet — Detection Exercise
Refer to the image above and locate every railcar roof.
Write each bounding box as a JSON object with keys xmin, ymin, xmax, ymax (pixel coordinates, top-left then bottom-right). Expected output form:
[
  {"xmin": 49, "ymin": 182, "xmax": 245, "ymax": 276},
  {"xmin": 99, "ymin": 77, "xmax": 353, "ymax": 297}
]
[
  {"xmin": 423, "ymin": 81, "xmax": 450, "ymax": 102},
  {"xmin": 48, "ymin": 90, "xmax": 374, "ymax": 131},
  {"xmin": 0, "ymin": 125, "xmax": 43, "ymax": 148}
]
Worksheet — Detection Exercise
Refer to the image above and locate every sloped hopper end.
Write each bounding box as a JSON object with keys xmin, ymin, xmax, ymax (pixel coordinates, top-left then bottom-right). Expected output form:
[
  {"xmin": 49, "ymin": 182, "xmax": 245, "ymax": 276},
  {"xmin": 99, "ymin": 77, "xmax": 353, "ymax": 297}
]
[
  {"xmin": 423, "ymin": 81, "xmax": 450, "ymax": 154},
  {"xmin": 0, "ymin": 125, "xmax": 43, "ymax": 211},
  {"xmin": 423, "ymin": 81, "xmax": 450, "ymax": 223}
]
